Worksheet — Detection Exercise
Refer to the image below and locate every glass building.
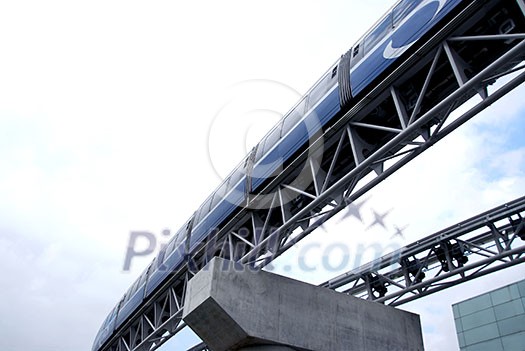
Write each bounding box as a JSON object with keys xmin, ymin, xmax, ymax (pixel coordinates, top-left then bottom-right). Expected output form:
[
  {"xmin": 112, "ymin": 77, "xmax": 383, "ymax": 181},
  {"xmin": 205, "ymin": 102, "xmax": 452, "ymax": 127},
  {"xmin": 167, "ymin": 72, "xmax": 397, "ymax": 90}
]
[{"xmin": 452, "ymin": 279, "xmax": 525, "ymax": 350}]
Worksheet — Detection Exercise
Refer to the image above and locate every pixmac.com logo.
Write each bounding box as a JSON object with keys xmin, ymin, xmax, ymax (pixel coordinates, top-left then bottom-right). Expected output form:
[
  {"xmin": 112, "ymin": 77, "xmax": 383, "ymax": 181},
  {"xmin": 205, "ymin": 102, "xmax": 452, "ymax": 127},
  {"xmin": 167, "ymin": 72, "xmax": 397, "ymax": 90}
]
[
  {"xmin": 122, "ymin": 229, "xmax": 404, "ymax": 274},
  {"xmin": 122, "ymin": 230, "xmax": 172, "ymax": 272},
  {"xmin": 122, "ymin": 197, "xmax": 408, "ymax": 273}
]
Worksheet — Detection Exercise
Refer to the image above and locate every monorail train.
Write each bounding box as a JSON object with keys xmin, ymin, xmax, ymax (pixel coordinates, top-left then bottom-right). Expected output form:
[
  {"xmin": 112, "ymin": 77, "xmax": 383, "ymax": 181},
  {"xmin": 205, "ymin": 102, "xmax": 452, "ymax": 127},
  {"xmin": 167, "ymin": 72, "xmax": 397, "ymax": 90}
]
[{"xmin": 92, "ymin": 0, "xmax": 518, "ymax": 349}]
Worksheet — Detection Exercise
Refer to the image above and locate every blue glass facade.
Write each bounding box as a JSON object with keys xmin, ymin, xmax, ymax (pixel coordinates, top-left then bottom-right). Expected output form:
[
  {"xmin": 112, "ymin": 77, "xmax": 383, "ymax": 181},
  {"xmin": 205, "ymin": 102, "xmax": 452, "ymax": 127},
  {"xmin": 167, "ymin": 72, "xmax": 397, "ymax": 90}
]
[{"xmin": 452, "ymin": 279, "xmax": 525, "ymax": 350}]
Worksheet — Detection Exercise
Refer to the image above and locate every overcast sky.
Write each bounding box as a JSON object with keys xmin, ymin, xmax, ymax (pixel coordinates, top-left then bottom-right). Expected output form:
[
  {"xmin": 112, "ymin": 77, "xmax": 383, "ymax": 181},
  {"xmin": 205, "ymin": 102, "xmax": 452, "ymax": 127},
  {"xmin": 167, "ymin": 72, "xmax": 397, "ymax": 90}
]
[{"xmin": 0, "ymin": 1, "xmax": 524, "ymax": 350}]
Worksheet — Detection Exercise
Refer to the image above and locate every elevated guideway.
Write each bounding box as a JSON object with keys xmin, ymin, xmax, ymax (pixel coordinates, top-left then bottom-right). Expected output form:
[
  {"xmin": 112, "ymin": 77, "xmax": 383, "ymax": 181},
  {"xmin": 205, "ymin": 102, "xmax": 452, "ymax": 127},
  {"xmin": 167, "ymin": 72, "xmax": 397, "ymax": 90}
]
[
  {"xmin": 321, "ymin": 195, "xmax": 525, "ymax": 305},
  {"xmin": 100, "ymin": 1, "xmax": 525, "ymax": 350}
]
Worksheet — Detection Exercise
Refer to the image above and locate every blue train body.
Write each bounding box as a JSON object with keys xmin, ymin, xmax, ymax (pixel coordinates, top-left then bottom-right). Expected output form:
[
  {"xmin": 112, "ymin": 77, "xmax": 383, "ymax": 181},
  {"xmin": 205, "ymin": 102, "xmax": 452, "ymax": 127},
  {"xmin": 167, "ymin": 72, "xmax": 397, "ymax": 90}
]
[{"xmin": 92, "ymin": 1, "xmax": 466, "ymax": 349}]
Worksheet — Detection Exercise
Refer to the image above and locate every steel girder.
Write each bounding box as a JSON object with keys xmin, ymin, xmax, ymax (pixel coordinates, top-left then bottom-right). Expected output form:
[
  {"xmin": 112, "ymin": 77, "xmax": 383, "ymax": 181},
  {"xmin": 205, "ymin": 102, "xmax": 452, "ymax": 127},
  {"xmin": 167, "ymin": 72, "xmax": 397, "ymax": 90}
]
[
  {"xmin": 186, "ymin": 197, "xmax": 525, "ymax": 351},
  {"xmin": 234, "ymin": 6, "xmax": 525, "ymax": 271},
  {"xmin": 100, "ymin": 1, "xmax": 525, "ymax": 351},
  {"xmin": 321, "ymin": 196, "xmax": 525, "ymax": 306}
]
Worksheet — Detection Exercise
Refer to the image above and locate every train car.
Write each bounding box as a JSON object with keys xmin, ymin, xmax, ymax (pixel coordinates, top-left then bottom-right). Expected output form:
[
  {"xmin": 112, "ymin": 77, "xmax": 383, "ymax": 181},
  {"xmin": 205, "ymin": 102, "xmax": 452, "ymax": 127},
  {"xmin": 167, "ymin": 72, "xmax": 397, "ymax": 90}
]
[
  {"xmin": 92, "ymin": 306, "xmax": 118, "ymax": 351},
  {"xmin": 144, "ymin": 219, "xmax": 191, "ymax": 297},
  {"xmin": 114, "ymin": 261, "xmax": 152, "ymax": 328},
  {"xmin": 92, "ymin": 0, "xmax": 512, "ymax": 349},
  {"xmin": 187, "ymin": 0, "xmax": 467, "ymax": 261}
]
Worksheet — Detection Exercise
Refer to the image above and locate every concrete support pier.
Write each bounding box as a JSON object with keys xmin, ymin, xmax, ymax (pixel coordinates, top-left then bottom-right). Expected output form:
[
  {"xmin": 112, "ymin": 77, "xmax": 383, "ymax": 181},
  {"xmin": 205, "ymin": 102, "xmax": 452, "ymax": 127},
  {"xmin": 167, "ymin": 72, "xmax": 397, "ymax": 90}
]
[{"xmin": 182, "ymin": 258, "xmax": 424, "ymax": 351}]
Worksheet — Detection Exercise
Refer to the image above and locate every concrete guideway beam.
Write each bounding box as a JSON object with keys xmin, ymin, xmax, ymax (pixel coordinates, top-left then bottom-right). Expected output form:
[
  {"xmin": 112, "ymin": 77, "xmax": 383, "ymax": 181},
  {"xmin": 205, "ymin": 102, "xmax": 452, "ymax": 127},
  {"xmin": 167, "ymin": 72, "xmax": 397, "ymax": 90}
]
[{"xmin": 183, "ymin": 258, "xmax": 424, "ymax": 351}]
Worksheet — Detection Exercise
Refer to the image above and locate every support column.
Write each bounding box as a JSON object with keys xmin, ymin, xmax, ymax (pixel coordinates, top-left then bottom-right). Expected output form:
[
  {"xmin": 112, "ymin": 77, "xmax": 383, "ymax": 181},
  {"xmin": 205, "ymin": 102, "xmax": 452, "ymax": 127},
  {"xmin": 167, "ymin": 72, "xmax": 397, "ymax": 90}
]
[{"xmin": 182, "ymin": 258, "xmax": 424, "ymax": 351}]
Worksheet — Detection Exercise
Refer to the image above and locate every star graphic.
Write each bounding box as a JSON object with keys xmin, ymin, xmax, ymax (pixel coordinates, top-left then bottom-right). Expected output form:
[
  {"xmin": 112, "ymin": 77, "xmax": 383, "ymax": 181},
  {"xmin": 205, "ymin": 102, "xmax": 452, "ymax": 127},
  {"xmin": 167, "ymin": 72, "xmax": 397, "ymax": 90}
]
[
  {"xmin": 339, "ymin": 197, "xmax": 369, "ymax": 224},
  {"xmin": 391, "ymin": 224, "xmax": 408, "ymax": 239},
  {"xmin": 366, "ymin": 209, "xmax": 392, "ymax": 230}
]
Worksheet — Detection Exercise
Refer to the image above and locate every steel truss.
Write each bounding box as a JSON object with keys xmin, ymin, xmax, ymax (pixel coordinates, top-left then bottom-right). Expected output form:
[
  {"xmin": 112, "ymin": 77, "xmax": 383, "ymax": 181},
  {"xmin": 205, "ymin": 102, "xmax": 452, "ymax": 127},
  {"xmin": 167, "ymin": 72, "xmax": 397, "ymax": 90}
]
[
  {"xmin": 187, "ymin": 196, "xmax": 525, "ymax": 351},
  {"xmin": 101, "ymin": 1, "xmax": 525, "ymax": 350},
  {"xmin": 321, "ymin": 196, "xmax": 525, "ymax": 305}
]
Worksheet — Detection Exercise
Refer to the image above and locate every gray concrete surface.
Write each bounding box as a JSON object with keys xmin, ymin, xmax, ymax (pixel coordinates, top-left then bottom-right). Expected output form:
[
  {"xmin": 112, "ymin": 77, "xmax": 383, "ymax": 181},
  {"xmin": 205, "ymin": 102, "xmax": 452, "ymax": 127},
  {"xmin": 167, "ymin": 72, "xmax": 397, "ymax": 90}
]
[
  {"xmin": 238, "ymin": 346, "xmax": 296, "ymax": 351},
  {"xmin": 183, "ymin": 258, "xmax": 424, "ymax": 351}
]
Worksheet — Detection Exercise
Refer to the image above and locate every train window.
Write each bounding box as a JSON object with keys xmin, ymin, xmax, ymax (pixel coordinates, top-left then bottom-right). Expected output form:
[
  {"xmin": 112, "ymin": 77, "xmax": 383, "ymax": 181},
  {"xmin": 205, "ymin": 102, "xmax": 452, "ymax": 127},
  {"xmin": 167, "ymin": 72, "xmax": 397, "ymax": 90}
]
[
  {"xmin": 165, "ymin": 224, "xmax": 187, "ymax": 256},
  {"xmin": 255, "ymin": 141, "xmax": 265, "ymax": 161},
  {"xmin": 211, "ymin": 181, "xmax": 228, "ymax": 210},
  {"xmin": 149, "ymin": 256, "xmax": 162, "ymax": 272},
  {"xmin": 364, "ymin": 13, "xmax": 393, "ymax": 53},
  {"xmin": 194, "ymin": 209, "xmax": 202, "ymax": 225},
  {"xmin": 106, "ymin": 307, "xmax": 117, "ymax": 326},
  {"xmin": 117, "ymin": 296, "xmax": 125, "ymax": 310},
  {"xmin": 125, "ymin": 279, "xmax": 140, "ymax": 302},
  {"xmin": 204, "ymin": 196, "xmax": 213, "ymax": 212},
  {"xmin": 353, "ymin": 45, "xmax": 359, "ymax": 57},
  {"xmin": 195, "ymin": 205, "xmax": 205, "ymax": 225},
  {"xmin": 137, "ymin": 275, "xmax": 146, "ymax": 289},
  {"xmin": 125, "ymin": 290, "xmax": 133, "ymax": 302},
  {"xmin": 308, "ymin": 72, "xmax": 332, "ymax": 111},
  {"xmin": 177, "ymin": 224, "xmax": 187, "ymax": 245},
  {"xmin": 228, "ymin": 162, "xmax": 246, "ymax": 192},
  {"xmin": 165, "ymin": 232, "xmax": 178, "ymax": 256},
  {"xmin": 282, "ymin": 98, "xmax": 306, "ymax": 137},
  {"xmin": 262, "ymin": 123, "xmax": 282, "ymax": 154},
  {"xmin": 134, "ymin": 273, "xmax": 143, "ymax": 288},
  {"xmin": 139, "ymin": 268, "xmax": 149, "ymax": 285},
  {"xmin": 157, "ymin": 247, "xmax": 166, "ymax": 264},
  {"xmin": 208, "ymin": 193, "xmax": 216, "ymax": 211},
  {"xmin": 102, "ymin": 310, "xmax": 112, "ymax": 327},
  {"xmin": 393, "ymin": 0, "xmax": 418, "ymax": 27},
  {"xmin": 196, "ymin": 195, "xmax": 213, "ymax": 224}
]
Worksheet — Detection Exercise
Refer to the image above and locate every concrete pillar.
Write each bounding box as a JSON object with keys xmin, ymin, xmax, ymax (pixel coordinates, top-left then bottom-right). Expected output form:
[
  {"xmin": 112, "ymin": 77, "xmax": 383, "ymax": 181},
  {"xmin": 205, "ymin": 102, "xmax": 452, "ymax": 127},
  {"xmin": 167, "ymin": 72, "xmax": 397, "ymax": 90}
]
[{"xmin": 182, "ymin": 258, "xmax": 424, "ymax": 351}]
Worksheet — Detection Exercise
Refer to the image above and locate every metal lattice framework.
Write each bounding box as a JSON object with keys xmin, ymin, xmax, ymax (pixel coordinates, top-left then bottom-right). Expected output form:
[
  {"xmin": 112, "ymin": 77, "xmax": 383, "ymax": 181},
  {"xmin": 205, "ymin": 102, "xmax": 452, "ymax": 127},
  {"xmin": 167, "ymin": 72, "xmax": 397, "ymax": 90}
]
[
  {"xmin": 321, "ymin": 196, "xmax": 525, "ymax": 305},
  {"xmin": 101, "ymin": 1, "xmax": 525, "ymax": 350},
  {"xmin": 187, "ymin": 196, "xmax": 525, "ymax": 351}
]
